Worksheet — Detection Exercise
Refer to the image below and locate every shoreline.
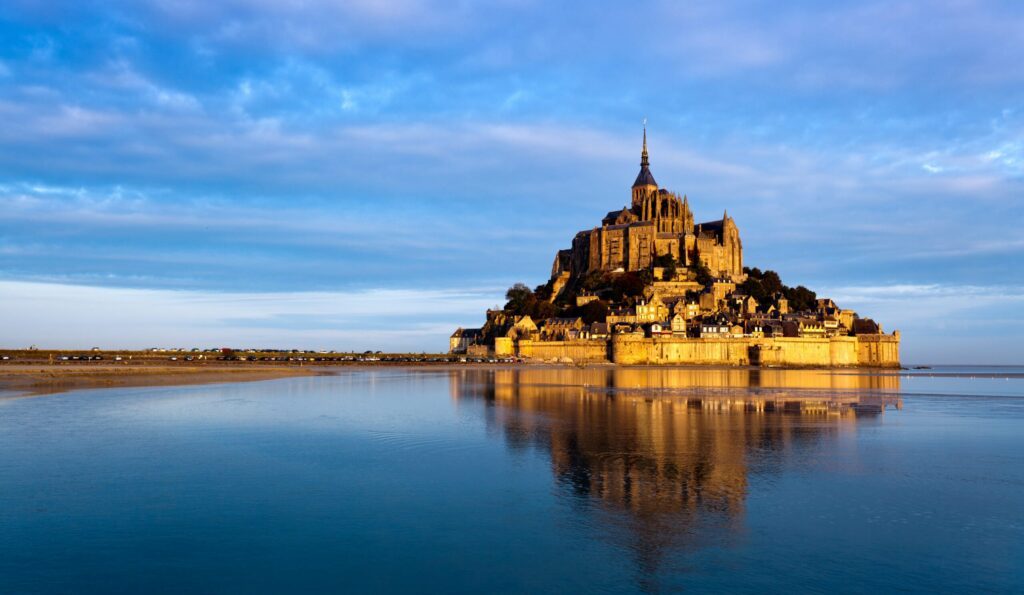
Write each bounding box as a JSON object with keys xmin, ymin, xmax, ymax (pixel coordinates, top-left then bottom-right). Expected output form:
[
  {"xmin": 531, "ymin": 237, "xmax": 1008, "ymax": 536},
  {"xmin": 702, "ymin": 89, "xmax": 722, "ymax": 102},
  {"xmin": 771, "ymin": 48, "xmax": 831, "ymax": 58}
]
[{"xmin": 0, "ymin": 364, "xmax": 324, "ymax": 398}]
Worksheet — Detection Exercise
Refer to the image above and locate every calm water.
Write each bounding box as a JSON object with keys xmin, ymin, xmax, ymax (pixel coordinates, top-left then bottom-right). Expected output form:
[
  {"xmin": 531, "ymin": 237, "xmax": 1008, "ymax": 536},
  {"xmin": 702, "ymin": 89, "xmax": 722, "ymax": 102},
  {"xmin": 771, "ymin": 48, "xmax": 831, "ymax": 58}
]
[{"xmin": 1, "ymin": 366, "xmax": 1022, "ymax": 594}]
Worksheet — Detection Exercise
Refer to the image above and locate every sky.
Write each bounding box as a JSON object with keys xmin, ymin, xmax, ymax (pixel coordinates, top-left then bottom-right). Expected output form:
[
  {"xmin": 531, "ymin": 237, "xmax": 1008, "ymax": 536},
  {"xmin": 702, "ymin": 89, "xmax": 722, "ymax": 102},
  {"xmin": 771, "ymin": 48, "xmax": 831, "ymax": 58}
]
[{"xmin": 0, "ymin": 0, "xmax": 1022, "ymax": 362}]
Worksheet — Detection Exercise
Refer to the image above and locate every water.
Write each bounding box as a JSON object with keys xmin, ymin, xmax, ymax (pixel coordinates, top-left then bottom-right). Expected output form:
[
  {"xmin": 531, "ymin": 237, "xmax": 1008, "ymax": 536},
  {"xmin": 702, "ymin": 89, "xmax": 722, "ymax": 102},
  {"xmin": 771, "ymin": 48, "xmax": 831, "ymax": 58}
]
[{"xmin": 1, "ymin": 366, "xmax": 1022, "ymax": 593}]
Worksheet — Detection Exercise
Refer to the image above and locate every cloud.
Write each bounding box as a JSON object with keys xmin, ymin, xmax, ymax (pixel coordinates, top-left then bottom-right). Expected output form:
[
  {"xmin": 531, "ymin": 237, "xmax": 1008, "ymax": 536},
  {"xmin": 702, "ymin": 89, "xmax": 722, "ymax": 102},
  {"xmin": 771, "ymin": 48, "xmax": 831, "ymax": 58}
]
[
  {"xmin": 653, "ymin": 0, "xmax": 1024, "ymax": 87},
  {"xmin": 817, "ymin": 282, "xmax": 1024, "ymax": 364},
  {"xmin": 1, "ymin": 279, "xmax": 1020, "ymax": 363},
  {"xmin": 0, "ymin": 179, "xmax": 601, "ymax": 295},
  {"xmin": 88, "ymin": 60, "xmax": 201, "ymax": 111},
  {"xmin": 127, "ymin": 0, "xmax": 489, "ymax": 54},
  {"xmin": 0, "ymin": 280, "xmax": 502, "ymax": 351}
]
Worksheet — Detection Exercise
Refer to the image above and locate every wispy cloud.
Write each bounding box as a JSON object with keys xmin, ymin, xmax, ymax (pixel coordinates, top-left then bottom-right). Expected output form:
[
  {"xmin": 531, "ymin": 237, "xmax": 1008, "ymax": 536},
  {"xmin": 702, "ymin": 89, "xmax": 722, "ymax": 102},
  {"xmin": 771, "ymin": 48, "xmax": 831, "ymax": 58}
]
[
  {"xmin": 0, "ymin": 280, "xmax": 502, "ymax": 351},
  {"xmin": 819, "ymin": 282, "xmax": 1024, "ymax": 364}
]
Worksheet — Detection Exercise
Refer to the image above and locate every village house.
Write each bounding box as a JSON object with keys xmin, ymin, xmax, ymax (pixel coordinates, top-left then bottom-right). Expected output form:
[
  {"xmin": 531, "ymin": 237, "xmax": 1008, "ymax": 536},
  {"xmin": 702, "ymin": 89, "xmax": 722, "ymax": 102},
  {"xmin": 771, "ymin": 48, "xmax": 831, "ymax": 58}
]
[
  {"xmin": 541, "ymin": 317, "xmax": 585, "ymax": 341},
  {"xmin": 449, "ymin": 328, "xmax": 482, "ymax": 353}
]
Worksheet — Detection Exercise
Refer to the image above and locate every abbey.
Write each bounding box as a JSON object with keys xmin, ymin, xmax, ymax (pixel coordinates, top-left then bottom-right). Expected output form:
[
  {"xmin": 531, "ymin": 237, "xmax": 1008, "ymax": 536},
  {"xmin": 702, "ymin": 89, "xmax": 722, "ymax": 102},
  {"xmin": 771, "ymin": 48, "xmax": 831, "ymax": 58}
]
[
  {"xmin": 451, "ymin": 127, "xmax": 900, "ymax": 367},
  {"xmin": 552, "ymin": 128, "xmax": 743, "ymax": 288}
]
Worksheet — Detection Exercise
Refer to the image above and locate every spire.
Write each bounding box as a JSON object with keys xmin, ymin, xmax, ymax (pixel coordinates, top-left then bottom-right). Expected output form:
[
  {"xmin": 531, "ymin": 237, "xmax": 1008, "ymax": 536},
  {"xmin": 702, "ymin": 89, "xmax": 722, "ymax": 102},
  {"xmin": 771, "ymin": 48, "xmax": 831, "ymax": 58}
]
[
  {"xmin": 641, "ymin": 122, "xmax": 649, "ymax": 168},
  {"xmin": 632, "ymin": 120, "xmax": 657, "ymax": 189}
]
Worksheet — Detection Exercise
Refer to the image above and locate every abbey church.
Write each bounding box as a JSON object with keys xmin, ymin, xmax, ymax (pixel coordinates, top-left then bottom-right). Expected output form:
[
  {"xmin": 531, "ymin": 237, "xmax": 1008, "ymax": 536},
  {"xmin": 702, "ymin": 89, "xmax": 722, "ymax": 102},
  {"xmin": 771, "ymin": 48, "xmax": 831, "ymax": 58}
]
[{"xmin": 552, "ymin": 128, "xmax": 744, "ymax": 287}]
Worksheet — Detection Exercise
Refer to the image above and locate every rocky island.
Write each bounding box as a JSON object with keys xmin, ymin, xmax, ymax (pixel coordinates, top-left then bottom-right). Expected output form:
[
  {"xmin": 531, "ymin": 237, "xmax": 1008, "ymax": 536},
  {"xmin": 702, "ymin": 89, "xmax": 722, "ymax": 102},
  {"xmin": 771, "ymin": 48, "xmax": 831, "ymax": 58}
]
[{"xmin": 452, "ymin": 128, "xmax": 900, "ymax": 367}]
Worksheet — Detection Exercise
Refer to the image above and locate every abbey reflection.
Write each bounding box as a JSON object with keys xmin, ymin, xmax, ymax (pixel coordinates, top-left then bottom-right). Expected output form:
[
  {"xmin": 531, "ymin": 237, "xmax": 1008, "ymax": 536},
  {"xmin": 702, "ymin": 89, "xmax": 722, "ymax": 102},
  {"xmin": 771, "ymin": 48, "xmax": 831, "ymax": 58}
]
[{"xmin": 448, "ymin": 368, "xmax": 900, "ymax": 582}]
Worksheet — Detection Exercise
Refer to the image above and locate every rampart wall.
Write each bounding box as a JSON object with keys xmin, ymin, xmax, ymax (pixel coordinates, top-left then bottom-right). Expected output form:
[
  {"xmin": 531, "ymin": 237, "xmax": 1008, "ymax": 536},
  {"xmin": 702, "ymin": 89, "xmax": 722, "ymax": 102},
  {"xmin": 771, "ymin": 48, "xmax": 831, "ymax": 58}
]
[
  {"xmin": 515, "ymin": 334, "xmax": 900, "ymax": 367},
  {"xmin": 516, "ymin": 339, "xmax": 609, "ymax": 363}
]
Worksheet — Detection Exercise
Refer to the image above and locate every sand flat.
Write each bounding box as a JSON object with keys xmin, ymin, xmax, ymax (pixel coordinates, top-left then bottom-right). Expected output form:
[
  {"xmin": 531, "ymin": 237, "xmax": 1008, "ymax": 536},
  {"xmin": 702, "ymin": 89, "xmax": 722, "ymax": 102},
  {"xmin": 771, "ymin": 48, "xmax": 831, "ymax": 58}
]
[{"xmin": 0, "ymin": 364, "xmax": 322, "ymax": 397}]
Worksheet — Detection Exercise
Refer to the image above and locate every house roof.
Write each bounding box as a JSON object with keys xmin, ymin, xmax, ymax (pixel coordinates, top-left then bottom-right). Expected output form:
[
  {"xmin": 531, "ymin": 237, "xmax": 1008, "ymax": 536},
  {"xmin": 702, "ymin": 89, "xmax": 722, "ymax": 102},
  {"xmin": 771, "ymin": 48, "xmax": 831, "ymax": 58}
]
[
  {"xmin": 852, "ymin": 319, "xmax": 880, "ymax": 334},
  {"xmin": 545, "ymin": 317, "xmax": 583, "ymax": 327}
]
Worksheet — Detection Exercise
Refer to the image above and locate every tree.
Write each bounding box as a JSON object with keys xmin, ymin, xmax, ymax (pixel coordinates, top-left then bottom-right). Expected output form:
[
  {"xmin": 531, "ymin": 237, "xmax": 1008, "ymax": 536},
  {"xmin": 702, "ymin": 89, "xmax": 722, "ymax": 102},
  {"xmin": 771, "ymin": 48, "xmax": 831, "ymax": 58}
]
[
  {"xmin": 785, "ymin": 285, "xmax": 817, "ymax": 312},
  {"xmin": 581, "ymin": 271, "xmax": 605, "ymax": 292},
  {"xmin": 653, "ymin": 253, "xmax": 677, "ymax": 281},
  {"xmin": 533, "ymin": 281, "xmax": 553, "ymax": 302},
  {"xmin": 760, "ymin": 270, "xmax": 784, "ymax": 296},
  {"xmin": 692, "ymin": 258, "xmax": 713, "ymax": 288},
  {"xmin": 504, "ymin": 283, "xmax": 535, "ymax": 316},
  {"xmin": 533, "ymin": 300, "xmax": 556, "ymax": 321},
  {"xmin": 738, "ymin": 277, "xmax": 768, "ymax": 306},
  {"xmin": 611, "ymin": 272, "xmax": 645, "ymax": 302},
  {"xmin": 743, "ymin": 265, "xmax": 819, "ymax": 311},
  {"xmin": 579, "ymin": 300, "xmax": 609, "ymax": 324}
]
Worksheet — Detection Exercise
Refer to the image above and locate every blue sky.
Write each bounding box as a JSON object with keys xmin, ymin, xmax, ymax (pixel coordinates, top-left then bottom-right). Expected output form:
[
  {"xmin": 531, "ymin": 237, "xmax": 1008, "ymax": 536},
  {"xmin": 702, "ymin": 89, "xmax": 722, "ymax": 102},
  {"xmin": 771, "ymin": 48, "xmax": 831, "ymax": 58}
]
[{"xmin": 1, "ymin": 0, "xmax": 1022, "ymax": 362}]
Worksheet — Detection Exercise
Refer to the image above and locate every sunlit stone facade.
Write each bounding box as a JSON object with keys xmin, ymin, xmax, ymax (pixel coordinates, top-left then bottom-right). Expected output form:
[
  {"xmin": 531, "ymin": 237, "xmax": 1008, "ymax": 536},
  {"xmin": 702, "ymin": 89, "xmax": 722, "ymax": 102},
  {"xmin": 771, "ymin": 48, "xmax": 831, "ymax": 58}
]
[{"xmin": 553, "ymin": 128, "xmax": 744, "ymax": 284}]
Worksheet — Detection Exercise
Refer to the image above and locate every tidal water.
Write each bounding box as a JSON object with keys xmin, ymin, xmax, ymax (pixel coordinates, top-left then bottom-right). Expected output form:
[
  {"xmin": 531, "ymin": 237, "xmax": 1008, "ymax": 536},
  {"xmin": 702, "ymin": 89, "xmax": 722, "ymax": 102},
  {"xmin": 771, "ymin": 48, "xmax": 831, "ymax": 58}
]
[{"xmin": 1, "ymin": 366, "xmax": 1022, "ymax": 594}]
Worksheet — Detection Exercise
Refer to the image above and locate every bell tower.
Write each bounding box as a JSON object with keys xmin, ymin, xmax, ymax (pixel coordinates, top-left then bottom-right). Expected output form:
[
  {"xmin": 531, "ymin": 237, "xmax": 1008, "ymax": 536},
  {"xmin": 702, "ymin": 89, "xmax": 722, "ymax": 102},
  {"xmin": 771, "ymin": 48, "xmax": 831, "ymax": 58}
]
[{"xmin": 631, "ymin": 124, "xmax": 658, "ymax": 207}]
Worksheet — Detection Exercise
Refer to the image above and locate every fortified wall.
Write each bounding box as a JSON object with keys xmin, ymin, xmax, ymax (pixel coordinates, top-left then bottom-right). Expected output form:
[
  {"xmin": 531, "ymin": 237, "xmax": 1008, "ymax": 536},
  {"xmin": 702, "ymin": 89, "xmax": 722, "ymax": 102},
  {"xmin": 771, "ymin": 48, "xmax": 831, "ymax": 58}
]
[
  {"xmin": 514, "ymin": 333, "xmax": 900, "ymax": 368},
  {"xmin": 516, "ymin": 339, "xmax": 609, "ymax": 363}
]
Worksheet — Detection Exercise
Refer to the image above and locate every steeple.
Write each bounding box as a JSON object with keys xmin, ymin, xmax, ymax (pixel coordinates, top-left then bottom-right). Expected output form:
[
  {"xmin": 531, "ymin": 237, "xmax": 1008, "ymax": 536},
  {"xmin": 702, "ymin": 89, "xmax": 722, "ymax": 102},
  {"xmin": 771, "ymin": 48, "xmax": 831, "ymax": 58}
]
[
  {"xmin": 641, "ymin": 124, "xmax": 649, "ymax": 168},
  {"xmin": 632, "ymin": 122, "xmax": 657, "ymax": 190}
]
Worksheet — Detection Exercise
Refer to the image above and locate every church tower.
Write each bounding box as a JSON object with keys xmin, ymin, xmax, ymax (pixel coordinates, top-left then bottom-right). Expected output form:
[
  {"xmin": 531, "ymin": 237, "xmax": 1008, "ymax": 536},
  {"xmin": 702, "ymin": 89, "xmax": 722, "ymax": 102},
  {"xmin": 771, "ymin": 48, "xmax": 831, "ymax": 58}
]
[{"xmin": 631, "ymin": 125, "xmax": 658, "ymax": 206}]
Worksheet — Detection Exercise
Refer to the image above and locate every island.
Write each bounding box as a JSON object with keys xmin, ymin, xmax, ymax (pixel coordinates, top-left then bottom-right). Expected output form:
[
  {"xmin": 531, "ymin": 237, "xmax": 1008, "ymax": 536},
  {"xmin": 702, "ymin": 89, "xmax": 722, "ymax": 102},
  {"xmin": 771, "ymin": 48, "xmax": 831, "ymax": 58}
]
[{"xmin": 451, "ymin": 128, "xmax": 900, "ymax": 367}]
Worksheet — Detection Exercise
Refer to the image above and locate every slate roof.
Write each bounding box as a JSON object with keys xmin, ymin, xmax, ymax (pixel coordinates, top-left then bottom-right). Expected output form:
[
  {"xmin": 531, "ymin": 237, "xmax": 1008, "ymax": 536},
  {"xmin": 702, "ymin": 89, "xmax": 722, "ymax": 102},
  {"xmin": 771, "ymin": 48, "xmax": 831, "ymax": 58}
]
[
  {"xmin": 697, "ymin": 219, "xmax": 724, "ymax": 234},
  {"xmin": 632, "ymin": 165, "xmax": 657, "ymax": 188},
  {"xmin": 852, "ymin": 319, "xmax": 880, "ymax": 335}
]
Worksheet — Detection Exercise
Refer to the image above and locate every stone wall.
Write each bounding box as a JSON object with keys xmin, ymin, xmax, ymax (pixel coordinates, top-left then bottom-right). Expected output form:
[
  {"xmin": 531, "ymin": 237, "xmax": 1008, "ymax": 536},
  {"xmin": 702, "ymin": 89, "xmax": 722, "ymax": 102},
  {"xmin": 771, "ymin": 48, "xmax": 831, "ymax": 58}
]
[
  {"xmin": 599, "ymin": 334, "xmax": 900, "ymax": 367},
  {"xmin": 753, "ymin": 337, "xmax": 855, "ymax": 367},
  {"xmin": 515, "ymin": 334, "xmax": 899, "ymax": 367},
  {"xmin": 856, "ymin": 333, "xmax": 901, "ymax": 367},
  {"xmin": 516, "ymin": 340, "xmax": 609, "ymax": 363},
  {"xmin": 494, "ymin": 337, "xmax": 514, "ymax": 357},
  {"xmin": 610, "ymin": 334, "xmax": 750, "ymax": 365}
]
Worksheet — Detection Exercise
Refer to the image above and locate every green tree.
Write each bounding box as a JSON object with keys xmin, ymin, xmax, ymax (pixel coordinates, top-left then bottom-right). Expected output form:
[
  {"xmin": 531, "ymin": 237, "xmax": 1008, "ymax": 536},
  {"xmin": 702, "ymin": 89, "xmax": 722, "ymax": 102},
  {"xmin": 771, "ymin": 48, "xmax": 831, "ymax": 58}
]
[
  {"xmin": 653, "ymin": 253, "xmax": 677, "ymax": 281},
  {"xmin": 738, "ymin": 277, "xmax": 768, "ymax": 306},
  {"xmin": 692, "ymin": 258, "xmax": 713, "ymax": 287},
  {"xmin": 760, "ymin": 270, "xmax": 784, "ymax": 296},
  {"xmin": 533, "ymin": 281, "xmax": 553, "ymax": 302},
  {"xmin": 611, "ymin": 272, "xmax": 646, "ymax": 302},
  {"xmin": 532, "ymin": 300, "xmax": 556, "ymax": 321},
  {"xmin": 581, "ymin": 271, "xmax": 605, "ymax": 292},
  {"xmin": 504, "ymin": 283, "xmax": 535, "ymax": 316},
  {"xmin": 785, "ymin": 285, "xmax": 817, "ymax": 312},
  {"xmin": 579, "ymin": 300, "xmax": 609, "ymax": 324}
]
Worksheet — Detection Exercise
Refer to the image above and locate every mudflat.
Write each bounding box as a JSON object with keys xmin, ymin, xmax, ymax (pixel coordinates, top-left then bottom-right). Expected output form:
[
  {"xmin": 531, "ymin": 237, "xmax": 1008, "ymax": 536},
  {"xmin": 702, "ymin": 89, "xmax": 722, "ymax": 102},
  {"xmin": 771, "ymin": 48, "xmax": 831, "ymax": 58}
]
[{"xmin": 0, "ymin": 364, "xmax": 322, "ymax": 397}]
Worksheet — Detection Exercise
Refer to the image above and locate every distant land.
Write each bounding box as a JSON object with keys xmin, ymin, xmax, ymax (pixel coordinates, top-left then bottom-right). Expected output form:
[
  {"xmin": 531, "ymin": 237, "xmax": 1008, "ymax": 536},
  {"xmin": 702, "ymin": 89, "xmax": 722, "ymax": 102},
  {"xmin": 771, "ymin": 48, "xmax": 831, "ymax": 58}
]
[
  {"xmin": 451, "ymin": 128, "xmax": 900, "ymax": 367},
  {"xmin": 0, "ymin": 348, "xmax": 506, "ymax": 397}
]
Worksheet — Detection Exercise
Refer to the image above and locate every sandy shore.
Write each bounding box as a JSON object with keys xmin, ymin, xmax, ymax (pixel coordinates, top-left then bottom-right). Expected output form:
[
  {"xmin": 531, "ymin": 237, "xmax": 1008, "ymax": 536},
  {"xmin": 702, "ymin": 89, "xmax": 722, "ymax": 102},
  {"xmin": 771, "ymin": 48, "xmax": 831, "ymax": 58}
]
[{"xmin": 0, "ymin": 364, "xmax": 324, "ymax": 397}]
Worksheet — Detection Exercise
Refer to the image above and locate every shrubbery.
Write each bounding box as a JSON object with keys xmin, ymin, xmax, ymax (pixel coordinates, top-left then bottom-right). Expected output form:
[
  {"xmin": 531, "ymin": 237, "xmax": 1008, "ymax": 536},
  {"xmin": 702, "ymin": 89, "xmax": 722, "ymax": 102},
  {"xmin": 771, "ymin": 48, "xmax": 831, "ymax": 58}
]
[{"xmin": 740, "ymin": 267, "xmax": 817, "ymax": 312}]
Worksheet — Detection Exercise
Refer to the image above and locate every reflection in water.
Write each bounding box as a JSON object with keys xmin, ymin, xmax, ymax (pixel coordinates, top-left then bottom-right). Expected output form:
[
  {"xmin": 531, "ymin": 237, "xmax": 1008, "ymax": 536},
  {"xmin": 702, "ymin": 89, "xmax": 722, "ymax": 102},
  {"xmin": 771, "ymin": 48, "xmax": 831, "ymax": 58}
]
[{"xmin": 449, "ymin": 367, "xmax": 901, "ymax": 590}]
